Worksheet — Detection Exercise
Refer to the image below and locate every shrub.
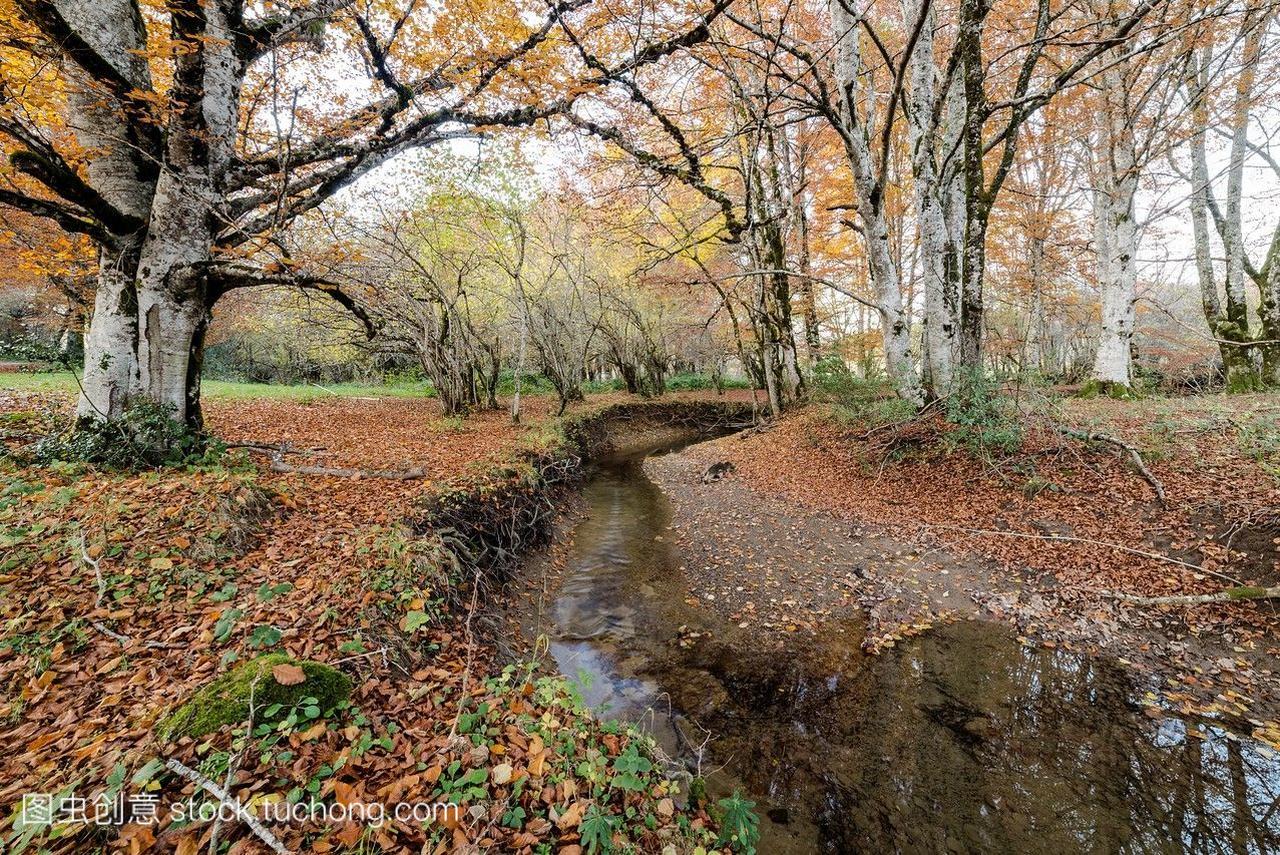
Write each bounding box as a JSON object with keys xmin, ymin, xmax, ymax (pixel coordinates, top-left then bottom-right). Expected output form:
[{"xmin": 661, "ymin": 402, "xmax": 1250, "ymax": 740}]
[
  {"xmin": 944, "ymin": 369, "xmax": 1022, "ymax": 456},
  {"xmin": 34, "ymin": 401, "xmax": 222, "ymax": 469},
  {"xmin": 812, "ymin": 357, "xmax": 912, "ymax": 427}
]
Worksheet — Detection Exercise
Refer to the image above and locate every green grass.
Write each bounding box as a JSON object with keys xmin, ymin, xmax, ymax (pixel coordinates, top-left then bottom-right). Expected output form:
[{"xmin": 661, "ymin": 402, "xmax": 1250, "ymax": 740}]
[{"xmin": 0, "ymin": 371, "xmax": 436, "ymax": 400}]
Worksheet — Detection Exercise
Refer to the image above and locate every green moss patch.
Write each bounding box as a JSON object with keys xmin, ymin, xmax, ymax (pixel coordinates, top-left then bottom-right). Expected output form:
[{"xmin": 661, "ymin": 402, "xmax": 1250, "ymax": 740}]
[
  {"xmin": 1078, "ymin": 379, "xmax": 1137, "ymax": 400},
  {"xmin": 157, "ymin": 653, "xmax": 351, "ymax": 741}
]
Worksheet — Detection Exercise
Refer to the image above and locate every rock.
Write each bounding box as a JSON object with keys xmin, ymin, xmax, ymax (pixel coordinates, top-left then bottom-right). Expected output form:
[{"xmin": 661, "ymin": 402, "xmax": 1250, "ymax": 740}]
[
  {"xmin": 700, "ymin": 461, "xmax": 736, "ymax": 483},
  {"xmin": 157, "ymin": 653, "xmax": 351, "ymax": 740}
]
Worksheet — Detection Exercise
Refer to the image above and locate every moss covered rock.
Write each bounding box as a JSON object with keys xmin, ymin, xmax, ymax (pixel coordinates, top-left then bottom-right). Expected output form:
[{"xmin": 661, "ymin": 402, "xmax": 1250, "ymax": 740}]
[{"xmin": 157, "ymin": 653, "xmax": 351, "ymax": 741}]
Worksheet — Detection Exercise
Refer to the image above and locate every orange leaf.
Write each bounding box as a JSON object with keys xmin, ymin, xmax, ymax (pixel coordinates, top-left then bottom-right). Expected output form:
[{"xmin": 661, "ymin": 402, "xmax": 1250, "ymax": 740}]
[{"xmin": 272, "ymin": 663, "xmax": 305, "ymax": 686}]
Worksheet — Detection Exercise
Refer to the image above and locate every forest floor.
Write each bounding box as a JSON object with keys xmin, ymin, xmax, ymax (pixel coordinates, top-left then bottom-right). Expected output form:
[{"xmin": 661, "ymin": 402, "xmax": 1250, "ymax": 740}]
[
  {"xmin": 2, "ymin": 381, "xmax": 1278, "ymax": 853},
  {"xmin": 656, "ymin": 391, "xmax": 1280, "ymax": 729},
  {"xmin": 0, "ymin": 386, "xmax": 750, "ymax": 854}
]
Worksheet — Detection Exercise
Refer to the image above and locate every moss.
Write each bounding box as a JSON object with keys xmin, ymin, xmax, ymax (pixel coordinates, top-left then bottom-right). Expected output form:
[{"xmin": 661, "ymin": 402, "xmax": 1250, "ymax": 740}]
[
  {"xmin": 157, "ymin": 653, "xmax": 351, "ymax": 741},
  {"xmin": 688, "ymin": 776, "xmax": 709, "ymax": 809},
  {"xmin": 1078, "ymin": 379, "xmax": 1136, "ymax": 400},
  {"xmin": 1226, "ymin": 586, "xmax": 1269, "ymax": 600},
  {"xmin": 1225, "ymin": 368, "xmax": 1264, "ymax": 394}
]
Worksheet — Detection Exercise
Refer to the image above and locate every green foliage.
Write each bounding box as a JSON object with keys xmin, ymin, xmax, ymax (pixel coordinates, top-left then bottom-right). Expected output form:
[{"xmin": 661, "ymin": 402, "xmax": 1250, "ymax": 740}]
[
  {"xmin": 609, "ymin": 744, "xmax": 653, "ymax": 791},
  {"xmin": 34, "ymin": 401, "xmax": 222, "ymax": 469},
  {"xmin": 1077, "ymin": 378, "xmax": 1138, "ymax": 400},
  {"xmin": 812, "ymin": 357, "xmax": 914, "ymax": 427},
  {"xmin": 716, "ymin": 790, "xmax": 760, "ymax": 854},
  {"xmin": 945, "ymin": 370, "xmax": 1023, "ymax": 457},
  {"xmin": 498, "ymin": 370, "xmax": 556, "ymax": 395},
  {"xmin": 664, "ymin": 372, "xmax": 749, "ymax": 392},
  {"xmin": 580, "ymin": 803, "xmax": 620, "ymax": 854},
  {"xmin": 157, "ymin": 653, "xmax": 352, "ymax": 740},
  {"xmin": 1237, "ymin": 414, "xmax": 1280, "ymax": 481},
  {"xmin": 583, "ymin": 377, "xmax": 628, "ymax": 394},
  {"xmin": 247, "ymin": 624, "xmax": 283, "ymax": 649}
]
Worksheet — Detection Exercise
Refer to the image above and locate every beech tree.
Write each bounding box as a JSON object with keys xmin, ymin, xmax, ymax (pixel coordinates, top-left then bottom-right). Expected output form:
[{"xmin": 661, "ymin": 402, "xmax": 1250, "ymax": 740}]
[
  {"xmin": 1182, "ymin": 2, "xmax": 1280, "ymax": 389},
  {"xmin": 1086, "ymin": 0, "xmax": 1189, "ymax": 393},
  {"xmin": 0, "ymin": 0, "xmax": 730, "ymax": 430}
]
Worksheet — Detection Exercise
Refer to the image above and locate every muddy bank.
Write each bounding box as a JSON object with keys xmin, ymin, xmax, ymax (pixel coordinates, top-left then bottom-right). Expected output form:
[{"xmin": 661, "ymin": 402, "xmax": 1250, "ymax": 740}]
[
  {"xmin": 507, "ymin": 438, "xmax": 1280, "ymax": 853},
  {"xmin": 413, "ymin": 399, "xmax": 753, "ymax": 589}
]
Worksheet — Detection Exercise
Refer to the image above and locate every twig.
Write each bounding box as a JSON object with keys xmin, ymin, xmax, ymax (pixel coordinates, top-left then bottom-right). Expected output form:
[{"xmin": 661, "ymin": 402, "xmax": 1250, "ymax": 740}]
[
  {"xmin": 1059, "ymin": 427, "xmax": 1167, "ymax": 506},
  {"xmin": 225, "ymin": 441, "xmax": 331, "ymax": 457},
  {"xmin": 331, "ymin": 646, "xmax": 390, "ymax": 667},
  {"xmin": 78, "ymin": 535, "xmax": 181, "ymax": 649},
  {"xmin": 164, "ymin": 759, "xmax": 291, "ymax": 855},
  {"xmin": 921, "ymin": 523, "xmax": 1244, "ymax": 586},
  {"xmin": 449, "ymin": 565, "xmax": 484, "ymax": 740},
  {"xmin": 211, "ymin": 677, "xmax": 259, "ymax": 853}
]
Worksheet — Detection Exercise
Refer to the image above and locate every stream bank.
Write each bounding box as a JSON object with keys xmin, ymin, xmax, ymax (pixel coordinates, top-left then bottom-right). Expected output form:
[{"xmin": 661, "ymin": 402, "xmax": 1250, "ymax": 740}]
[{"xmin": 504, "ymin": 435, "xmax": 1280, "ymax": 853}]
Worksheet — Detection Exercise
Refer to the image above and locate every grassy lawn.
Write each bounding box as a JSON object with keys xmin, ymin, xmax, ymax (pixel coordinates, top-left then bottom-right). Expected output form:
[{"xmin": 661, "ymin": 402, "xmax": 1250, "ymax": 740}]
[{"xmin": 0, "ymin": 370, "xmax": 436, "ymax": 399}]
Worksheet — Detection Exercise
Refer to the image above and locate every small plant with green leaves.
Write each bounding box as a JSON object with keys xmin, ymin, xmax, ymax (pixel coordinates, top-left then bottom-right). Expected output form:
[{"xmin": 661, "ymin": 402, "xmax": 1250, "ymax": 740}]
[
  {"xmin": 716, "ymin": 789, "xmax": 760, "ymax": 854},
  {"xmin": 945, "ymin": 369, "xmax": 1023, "ymax": 458},
  {"xmin": 580, "ymin": 803, "xmax": 620, "ymax": 854}
]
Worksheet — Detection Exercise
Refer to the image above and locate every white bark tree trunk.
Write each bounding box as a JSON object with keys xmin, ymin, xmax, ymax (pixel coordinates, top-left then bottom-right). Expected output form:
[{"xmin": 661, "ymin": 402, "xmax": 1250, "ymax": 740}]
[
  {"xmin": 904, "ymin": 1, "xmax": 964, "ymax": 398},
  {"xmin": 829, "ymin": 0, "xmax": 922, "ymax": 404},
  {"xmin": 62, "ymin": 0, "xmax": 154, "ymax": 421},
  {"xmin": 74, "ymin": 0, "xmax": 242, "ymax": 428},
  {"xmin": 1090, "ymin": 63, "xmax": 1140, "ymax": 390}
]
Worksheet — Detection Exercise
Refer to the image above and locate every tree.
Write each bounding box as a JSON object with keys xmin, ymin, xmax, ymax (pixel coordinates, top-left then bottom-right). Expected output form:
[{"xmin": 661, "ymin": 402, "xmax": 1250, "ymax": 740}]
[
  {"xmin": 1181, "ymin": 2, "xmax": 1280, "ymax": 389},
  {"xmin": 0, "ymin": 0, "xmax": 731, "ymax": 433},
  {"xmin": 1086, "ymin": 0, "xmax": 1189, "ymax": 393}
]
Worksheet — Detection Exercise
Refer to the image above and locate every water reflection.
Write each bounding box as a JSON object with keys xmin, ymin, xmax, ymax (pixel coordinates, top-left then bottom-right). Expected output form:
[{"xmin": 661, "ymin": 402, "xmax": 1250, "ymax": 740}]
[{"xmin": 541, "ymin": 451, "xmax": 1280, "ymax": 853}]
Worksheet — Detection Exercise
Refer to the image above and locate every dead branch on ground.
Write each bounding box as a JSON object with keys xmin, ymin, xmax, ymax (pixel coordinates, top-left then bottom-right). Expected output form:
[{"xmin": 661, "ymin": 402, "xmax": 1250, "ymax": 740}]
[
  {"xmin": 1058, "ymin": 427, "xmax": 1167, "ymax": 506},
  {"xmin": 1109, "ymin": 586, "xmax": 1280, "ymax": 606}
]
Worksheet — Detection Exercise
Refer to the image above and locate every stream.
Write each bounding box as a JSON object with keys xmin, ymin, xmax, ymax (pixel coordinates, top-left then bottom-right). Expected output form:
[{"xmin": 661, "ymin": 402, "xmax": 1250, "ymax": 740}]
[{"xmin": 529, "ymin": 440, "xmax": 1280, "ymax": 853}]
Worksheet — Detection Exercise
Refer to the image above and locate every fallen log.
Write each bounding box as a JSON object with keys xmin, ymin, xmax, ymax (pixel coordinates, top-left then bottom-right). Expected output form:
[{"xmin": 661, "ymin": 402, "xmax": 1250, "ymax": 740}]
[
  {"xmin": 1110, "ymin": 586, "xmax": 1280, "ymax": 606},
  {"xmin": 268, "ymin": 458, "xmax": 427, "ymax": 480}
]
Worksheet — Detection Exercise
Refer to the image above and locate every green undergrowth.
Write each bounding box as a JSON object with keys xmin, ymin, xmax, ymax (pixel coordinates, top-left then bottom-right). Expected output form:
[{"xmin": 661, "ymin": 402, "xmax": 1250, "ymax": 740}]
[
  {"xmin": 27, "ymin": 401, "xmax": 226, "ymax": 470},
  {"xmin": 453, "ymin": 664, "xmax": 758, "ymax": 854}
]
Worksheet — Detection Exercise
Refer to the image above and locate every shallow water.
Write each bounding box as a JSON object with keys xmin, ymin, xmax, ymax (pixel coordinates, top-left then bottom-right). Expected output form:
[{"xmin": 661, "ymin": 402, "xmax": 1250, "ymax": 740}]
[{"xmin": 540, "ymin": 447, "xmax": 1280, "ymax": 853}]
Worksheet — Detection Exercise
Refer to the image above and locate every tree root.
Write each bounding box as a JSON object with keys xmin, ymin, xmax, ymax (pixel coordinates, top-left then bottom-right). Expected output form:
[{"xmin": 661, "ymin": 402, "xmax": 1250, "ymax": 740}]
[
  {"xmin": 1110, "ymin": 586, "xmax": 1280, "ymax": 606},
  {"xmin": 1060, "ymin": 427, "xmax": 1166, "ymax": 506}
]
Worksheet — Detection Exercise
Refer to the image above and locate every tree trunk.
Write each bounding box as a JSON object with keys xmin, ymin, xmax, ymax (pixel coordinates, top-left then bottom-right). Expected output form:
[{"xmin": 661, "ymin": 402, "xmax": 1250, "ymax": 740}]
[
  {"xmin": 957, "ymin": 210, "xmax": 988, "ymax": 371},
  {"xmin": 829, "ymin": 0, "xmax": 922, "ymax": 405},
  {"xmin": 71, "ymin": 0, "xmax": 238, "ymax": 432},
  {"xmin": 905, "ymin": 2, "xmax": 962, "ymax": 398},
  {"xmin": 1090, "ymin": 87, "xmax": 1140, "ymax": 392}
]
